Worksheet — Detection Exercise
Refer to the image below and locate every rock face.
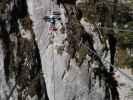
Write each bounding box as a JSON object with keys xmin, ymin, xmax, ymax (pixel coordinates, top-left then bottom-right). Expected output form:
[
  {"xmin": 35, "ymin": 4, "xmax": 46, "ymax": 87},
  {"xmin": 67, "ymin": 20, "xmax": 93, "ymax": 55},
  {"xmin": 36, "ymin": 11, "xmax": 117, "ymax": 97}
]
[
  {"xmin": 27, "ymin": 0, "xmax": 119, "ymax": 100},
  {"xmin": 0, "ymin": 0, "xmax": 48, "ymax": 100},
  {"xmin": 0, "ymin": 0, "xmax": 132, "ymax": 100}
]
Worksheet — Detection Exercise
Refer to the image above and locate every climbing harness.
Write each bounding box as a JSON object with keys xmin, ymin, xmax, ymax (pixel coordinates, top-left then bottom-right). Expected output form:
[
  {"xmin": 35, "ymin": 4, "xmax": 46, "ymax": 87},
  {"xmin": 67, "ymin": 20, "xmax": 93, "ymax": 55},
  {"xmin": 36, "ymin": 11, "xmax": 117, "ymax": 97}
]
[{"xmin": 43, "ymin": 0, "xmax": 61, "ymax": 32}]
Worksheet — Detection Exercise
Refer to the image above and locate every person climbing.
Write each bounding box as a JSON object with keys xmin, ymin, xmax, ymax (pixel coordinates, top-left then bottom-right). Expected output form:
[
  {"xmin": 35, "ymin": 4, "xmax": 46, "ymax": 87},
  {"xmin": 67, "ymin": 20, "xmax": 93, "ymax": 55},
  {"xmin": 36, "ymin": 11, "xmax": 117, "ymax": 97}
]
[{"xmin": 43, "ymin": 14, "xmax": 61, "ymax": 32}]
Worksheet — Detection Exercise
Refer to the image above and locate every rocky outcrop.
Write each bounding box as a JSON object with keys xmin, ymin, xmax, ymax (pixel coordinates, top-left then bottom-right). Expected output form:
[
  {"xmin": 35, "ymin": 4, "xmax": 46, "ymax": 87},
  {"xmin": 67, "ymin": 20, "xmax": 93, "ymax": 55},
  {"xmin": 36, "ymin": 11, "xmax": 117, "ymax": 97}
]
[
  {"xmin": 60, "ymin": 0, "xmax": 119, "ymax": 100},
  {"xmin": 0, "ymin": 0, "xmax": 48, "ymax": 100},
  {"xmin": 27, "ymin": 0, "xmax": 119, "ymax": 100},
  {"xmin": 0, "ymin": 0, "xmax": 132, "ymax": 100}
]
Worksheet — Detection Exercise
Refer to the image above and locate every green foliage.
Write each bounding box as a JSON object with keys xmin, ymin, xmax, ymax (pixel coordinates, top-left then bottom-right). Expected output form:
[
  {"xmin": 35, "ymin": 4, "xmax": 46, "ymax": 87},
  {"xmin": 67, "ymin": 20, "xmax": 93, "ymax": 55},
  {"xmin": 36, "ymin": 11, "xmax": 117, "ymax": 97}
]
[
  {"xmin": 60, "ymin": 25, "xmax": 65, "ymax": 34},
  {"xmin": 126, "ymin": 21, "xmax": 133, "ymax": 29},
  {"xmin": 76, "ymin": 47, "xmax": 88, "ymax": 63},
  {"xmin": 116, "ymin": 48, "xmax": 127, "ymax": 67},
  {"xmin": 131, "ymin": 88, "xmax": 133, "ymax": 93},
  {"xmin": 9, "ymin": 64, "xmax": 17, "ymax": 78},
  {"xmin": 125, "ymin": 57, "xmax": 133, "ymax": 69},
  {"xmin": 84, "ymin": 15, "xmax": 96, "ymax": 23},
  {"xmin": 128, "ymin": 88, "xmax": 133, "ymax": 95},
  {"xmin": 116, "ymin": 31, "xmax": 133, "ymax": 48},
  {"xmin": 57, "ymin": 46, "xmax": 64, "ymax": 55},
  {"xmin": 77, "ymin": 2, "xmax": 96, "ymax": 23},
  {"xmin": 116, "ymin": 21, "xmax": 133, "ymax": 48},
  {"xmin": 115, "ymin": 12, "xmax": 130, "ymax": 26},
  {"xmin": 116, "ymin": 48, "xmax": 133, "ymax": 70},
  {"xmin": 78, "ymin": 47, "xmax": 88, "ymax": 58}
]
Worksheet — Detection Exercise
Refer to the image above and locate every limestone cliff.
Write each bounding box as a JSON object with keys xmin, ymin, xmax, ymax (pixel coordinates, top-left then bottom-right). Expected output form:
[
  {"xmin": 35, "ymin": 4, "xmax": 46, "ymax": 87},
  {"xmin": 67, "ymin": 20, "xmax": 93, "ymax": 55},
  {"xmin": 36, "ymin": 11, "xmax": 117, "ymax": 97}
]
[
  {"xmin": 0, "ymin": 0, "xmax": 133, "ymax": 100},
  {"xmin": 0, "ymin": 0, "xmax": 48, "ymax": 100}
]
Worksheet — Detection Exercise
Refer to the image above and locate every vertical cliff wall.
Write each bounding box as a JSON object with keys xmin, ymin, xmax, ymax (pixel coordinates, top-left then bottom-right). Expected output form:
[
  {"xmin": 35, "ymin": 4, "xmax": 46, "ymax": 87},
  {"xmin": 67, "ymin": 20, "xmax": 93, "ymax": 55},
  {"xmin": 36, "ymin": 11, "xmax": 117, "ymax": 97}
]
[
  {"xmin": 27, "ymin": 0, "xmax": 120, "ymax": 100},
  {"xmin": 0, "ymin": 0, "xmax": 49, "ymax": 100},
  {"xmin": 1, "ymin": 0, "xmax": 133, "ymax": 100}
]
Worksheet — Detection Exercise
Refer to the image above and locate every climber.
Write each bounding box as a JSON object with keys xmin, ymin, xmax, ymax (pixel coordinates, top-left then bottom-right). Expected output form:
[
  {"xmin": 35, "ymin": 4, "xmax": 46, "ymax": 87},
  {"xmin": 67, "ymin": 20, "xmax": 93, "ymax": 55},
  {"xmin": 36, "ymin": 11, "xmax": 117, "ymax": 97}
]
[{"xmin": 43, "ymin": 14, "xmax": 61, "ymax": 32}]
